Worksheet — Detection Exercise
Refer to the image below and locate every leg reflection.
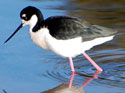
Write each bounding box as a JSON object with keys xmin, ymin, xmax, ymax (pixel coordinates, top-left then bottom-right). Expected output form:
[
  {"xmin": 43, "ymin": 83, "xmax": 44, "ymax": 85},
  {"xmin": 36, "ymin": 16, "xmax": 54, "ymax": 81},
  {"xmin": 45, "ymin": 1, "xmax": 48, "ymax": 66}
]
[{"xmin": 68, "ymin": 71, "xmax": 102, "ymax": 88}]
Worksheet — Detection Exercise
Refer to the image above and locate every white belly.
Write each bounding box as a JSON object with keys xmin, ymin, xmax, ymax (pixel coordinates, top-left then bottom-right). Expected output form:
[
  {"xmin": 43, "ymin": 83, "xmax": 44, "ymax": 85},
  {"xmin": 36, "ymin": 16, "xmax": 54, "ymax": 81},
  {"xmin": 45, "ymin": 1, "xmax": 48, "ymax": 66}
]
[{"xmin": 30, "ymin": 28, "xmax": 114, "ymax": 58}]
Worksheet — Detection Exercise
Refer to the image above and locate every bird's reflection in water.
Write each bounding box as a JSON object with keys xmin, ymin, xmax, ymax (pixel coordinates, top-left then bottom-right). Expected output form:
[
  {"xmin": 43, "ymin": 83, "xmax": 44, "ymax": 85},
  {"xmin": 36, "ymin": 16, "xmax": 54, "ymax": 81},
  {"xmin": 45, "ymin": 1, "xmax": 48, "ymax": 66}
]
[{"xmin": 43, "ymin": 71, "xmax": 101, "ymax": 93}]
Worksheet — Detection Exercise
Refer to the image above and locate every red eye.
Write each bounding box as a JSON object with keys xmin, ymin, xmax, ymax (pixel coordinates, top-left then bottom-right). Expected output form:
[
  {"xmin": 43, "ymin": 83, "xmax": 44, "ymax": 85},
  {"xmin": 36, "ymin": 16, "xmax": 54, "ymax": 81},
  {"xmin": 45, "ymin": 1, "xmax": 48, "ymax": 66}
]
[{"xmin": 23, "ymin": 16, "xmax": 28, "ymax": 20}]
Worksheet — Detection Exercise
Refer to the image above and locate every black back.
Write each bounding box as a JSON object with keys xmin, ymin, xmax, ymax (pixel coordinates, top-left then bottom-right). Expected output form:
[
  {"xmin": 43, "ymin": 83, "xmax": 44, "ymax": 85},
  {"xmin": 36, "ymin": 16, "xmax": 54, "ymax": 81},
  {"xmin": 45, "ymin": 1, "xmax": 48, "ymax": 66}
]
[{"xmin": 43, "ymin": 16, "xmax": 117, "ymax": 41}]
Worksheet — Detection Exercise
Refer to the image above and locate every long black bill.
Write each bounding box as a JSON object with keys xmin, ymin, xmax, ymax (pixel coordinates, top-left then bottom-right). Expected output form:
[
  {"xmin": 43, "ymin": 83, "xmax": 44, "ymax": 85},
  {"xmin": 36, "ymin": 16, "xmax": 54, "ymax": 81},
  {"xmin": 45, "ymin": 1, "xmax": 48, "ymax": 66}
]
[{"xmin": 4, "ymin": 24, "xmax": 23, "ymax": 44}]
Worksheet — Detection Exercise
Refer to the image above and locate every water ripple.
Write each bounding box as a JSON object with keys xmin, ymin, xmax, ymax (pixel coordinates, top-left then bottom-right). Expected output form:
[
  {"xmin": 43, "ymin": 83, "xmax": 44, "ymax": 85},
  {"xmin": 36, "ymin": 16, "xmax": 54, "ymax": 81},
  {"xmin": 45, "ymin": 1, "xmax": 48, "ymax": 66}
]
[{"xmin": 42, "ymin": 48, "xmax": 125, "ymax": 88}]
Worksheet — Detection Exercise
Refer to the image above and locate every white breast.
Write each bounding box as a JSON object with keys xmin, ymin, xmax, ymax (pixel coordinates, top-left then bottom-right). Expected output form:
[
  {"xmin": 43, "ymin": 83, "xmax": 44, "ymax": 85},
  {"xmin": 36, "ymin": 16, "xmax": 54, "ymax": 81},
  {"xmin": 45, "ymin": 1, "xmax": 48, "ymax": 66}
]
[
  {"xmin": 29, "ymin": 27, "xmax": 114, "ymax": 58},
  {"xmin": 30, "ymin": 28, "xmax": 50, "ymax": 50}
]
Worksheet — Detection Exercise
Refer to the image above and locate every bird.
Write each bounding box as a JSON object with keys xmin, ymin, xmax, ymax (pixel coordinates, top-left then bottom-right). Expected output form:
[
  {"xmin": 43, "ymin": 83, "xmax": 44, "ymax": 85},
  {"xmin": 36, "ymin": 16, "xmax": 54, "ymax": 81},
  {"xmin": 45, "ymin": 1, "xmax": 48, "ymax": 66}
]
[{"xmin": 4, "ymin": 6, "xmax": 117, "ymax": 73}]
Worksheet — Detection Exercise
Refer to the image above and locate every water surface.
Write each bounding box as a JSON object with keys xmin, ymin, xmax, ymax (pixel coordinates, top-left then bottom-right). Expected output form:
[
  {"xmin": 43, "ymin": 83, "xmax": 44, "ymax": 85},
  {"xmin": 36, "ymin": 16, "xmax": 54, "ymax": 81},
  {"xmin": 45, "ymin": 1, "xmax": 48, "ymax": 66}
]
[{"xmin": 0, "ymin": 0, "xmax": 125, "ymax": 93}]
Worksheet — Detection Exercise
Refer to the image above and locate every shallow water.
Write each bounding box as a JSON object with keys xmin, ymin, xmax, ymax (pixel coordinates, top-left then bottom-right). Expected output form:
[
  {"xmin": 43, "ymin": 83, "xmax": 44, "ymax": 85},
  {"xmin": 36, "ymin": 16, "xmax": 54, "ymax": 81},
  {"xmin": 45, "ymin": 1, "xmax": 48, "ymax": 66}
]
[{"xmin": 0, "ymin": 0, "xmax": 125, "ymax": 93}]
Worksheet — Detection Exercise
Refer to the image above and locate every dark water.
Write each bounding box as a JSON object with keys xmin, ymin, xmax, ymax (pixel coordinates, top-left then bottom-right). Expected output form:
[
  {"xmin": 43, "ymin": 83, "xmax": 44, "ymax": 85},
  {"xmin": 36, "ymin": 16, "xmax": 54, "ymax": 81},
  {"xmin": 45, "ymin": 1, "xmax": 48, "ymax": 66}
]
[{"xmin": 0, "ymin": 0, "xmax": 125, "ymax": 93}]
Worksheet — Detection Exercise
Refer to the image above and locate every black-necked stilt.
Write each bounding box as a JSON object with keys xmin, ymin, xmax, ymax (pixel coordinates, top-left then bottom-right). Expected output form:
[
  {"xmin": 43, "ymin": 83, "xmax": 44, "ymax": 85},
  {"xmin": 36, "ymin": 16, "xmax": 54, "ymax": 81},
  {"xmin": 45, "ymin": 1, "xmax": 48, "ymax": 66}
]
[{"xmin": 4, "ymin": 6, "xmax": 117, "ymax": 73}]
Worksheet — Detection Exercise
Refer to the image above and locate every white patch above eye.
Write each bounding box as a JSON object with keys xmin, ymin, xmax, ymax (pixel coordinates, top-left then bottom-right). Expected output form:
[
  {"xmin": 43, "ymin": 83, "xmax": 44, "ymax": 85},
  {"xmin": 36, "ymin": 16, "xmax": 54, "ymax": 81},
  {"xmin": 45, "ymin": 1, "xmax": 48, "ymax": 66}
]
[
  {"xmin": 22, "ymin": 15, "xmax": 38, "ymax": 29},
  {"xmin": 22, "ymin": 14, "xmax": 26, "ymax": 17}
]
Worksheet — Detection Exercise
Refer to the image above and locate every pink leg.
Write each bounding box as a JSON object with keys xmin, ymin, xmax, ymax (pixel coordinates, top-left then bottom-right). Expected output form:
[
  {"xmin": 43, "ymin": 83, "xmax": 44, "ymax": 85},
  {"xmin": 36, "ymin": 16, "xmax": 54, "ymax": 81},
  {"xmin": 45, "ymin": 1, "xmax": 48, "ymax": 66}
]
[
  {"xmin": 83, "ymin": 52, "xmax": 103, "ymax": 72},
  {"xmin": 68, "ymin": 72, "xmax": 75, "ymax": 88},
  {"xmin": 69, "ymin": 57, "xmax": 75, "ymax": 73},
  {"xmin": 80, "ymin": 71, "xmax": 102, "ymax": 88}
]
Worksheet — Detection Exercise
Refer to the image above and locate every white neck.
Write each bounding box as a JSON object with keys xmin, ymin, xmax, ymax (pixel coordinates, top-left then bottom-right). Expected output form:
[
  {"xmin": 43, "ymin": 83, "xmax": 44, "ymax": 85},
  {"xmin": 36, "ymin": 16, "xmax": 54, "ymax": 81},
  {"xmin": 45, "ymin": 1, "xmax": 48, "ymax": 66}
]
[{"xmin": 29, "ymin": 15, "xmax": 38, "ymax": 30}]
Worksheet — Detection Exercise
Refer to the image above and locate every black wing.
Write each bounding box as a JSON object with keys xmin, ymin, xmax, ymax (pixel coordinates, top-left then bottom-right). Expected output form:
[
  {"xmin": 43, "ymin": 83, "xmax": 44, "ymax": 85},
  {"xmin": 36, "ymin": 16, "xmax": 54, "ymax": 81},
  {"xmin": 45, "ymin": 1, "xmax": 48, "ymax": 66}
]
[{"xmin": 44, "ymin": 16, "xmax": 117, "ymax": 41}]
